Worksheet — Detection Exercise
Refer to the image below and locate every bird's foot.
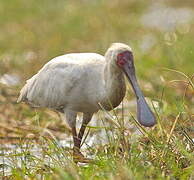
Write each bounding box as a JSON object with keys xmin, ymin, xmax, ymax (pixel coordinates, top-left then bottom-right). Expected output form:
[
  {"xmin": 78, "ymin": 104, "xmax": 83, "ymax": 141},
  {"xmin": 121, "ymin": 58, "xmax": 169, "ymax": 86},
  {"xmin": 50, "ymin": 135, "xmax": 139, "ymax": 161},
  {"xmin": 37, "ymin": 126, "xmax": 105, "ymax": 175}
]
[{"xmin": 73, "ymin": 150, "xmax": 93, "ymax": 163}]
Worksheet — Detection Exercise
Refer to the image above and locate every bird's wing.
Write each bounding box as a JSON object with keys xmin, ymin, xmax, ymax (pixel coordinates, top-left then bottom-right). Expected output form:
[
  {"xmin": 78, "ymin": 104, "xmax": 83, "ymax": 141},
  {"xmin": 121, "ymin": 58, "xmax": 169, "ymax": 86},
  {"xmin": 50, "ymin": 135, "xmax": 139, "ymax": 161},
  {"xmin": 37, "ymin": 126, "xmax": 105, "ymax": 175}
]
[{"xmin": 17, "ymin": 60, "xmax": 82, "ymax": 108}]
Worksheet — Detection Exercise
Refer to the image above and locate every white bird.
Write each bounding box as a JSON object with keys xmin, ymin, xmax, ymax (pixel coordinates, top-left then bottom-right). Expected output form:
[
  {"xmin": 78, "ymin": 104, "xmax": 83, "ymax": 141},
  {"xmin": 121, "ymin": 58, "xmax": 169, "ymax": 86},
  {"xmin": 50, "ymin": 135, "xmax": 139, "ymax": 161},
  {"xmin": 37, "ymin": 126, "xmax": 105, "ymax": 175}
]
[{"xmin": 17, "ymin": 43, "xmax": 156, "ymax": 162}]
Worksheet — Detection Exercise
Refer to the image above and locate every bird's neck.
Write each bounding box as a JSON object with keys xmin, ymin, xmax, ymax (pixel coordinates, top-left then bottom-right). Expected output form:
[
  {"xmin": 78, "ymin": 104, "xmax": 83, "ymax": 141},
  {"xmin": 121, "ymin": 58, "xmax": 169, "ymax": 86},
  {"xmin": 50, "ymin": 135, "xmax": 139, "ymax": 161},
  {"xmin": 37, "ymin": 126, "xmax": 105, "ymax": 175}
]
[{"xmin": 101, "ymin": 63, "xmax": 126, "ymax": 110}]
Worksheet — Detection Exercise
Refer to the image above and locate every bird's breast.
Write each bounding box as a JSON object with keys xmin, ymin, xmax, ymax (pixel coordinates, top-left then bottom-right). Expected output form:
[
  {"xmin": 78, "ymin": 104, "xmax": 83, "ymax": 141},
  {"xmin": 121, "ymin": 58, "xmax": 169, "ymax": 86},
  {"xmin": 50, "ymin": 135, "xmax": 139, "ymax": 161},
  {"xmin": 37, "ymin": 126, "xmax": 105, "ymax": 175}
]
[{"xmin": 99, "ymin": 74, "xmax": 126, "ymax": 111}]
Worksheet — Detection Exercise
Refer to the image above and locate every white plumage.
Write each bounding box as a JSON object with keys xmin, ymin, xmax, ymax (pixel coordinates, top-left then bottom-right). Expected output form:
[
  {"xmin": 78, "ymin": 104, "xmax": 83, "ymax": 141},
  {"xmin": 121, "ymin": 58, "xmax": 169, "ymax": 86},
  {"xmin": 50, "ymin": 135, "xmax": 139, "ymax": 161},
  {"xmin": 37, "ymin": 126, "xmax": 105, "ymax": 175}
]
[{"xmin": 18, "ymin": 43, "xmax": 155, "ymax": 162}]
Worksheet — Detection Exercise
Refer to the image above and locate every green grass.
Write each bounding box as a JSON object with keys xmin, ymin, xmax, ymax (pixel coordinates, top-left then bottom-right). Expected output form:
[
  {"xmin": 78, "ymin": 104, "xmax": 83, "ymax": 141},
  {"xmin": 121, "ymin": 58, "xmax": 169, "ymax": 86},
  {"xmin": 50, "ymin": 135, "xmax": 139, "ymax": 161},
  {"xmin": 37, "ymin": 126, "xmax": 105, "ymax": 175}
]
[{"xmin": 0, "ymin": 0, "xmax": 194, "ymax": 179}]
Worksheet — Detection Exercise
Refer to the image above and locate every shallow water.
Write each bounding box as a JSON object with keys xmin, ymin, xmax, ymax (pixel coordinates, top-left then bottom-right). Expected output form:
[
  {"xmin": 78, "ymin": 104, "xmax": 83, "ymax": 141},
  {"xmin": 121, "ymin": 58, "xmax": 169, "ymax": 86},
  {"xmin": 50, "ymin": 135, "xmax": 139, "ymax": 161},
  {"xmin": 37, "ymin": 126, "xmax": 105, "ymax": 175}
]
[{"xmin": 0, "ymin": 107, "xmax": 144, "ymax": 177}]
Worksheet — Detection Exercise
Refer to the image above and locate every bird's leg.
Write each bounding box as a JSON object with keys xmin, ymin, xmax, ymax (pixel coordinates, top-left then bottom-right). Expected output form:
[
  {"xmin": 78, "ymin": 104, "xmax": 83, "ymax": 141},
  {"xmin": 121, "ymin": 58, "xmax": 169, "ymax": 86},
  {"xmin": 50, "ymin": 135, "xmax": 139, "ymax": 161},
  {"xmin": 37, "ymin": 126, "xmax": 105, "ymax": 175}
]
[
  {"xmin": 71, "ymin": 126, "xmax": 80, "ymax": 154},
  {"xmin": 77, "ymin": 113, "xmax": 93, "ymax": 149},
  {"xmin": 64, "ymin": 110, "xmax": 83, "ymax": 161},
  {"xmin": 72, "ymin": 127, "xmax": 87, "ymax": 163},
  {"xmin": 65, "ymin": 110, "xmax": 93, "ymax": 163},
  {"xmin": 72, "ymin": 113, "xmax": 93, "ymax": 163}
]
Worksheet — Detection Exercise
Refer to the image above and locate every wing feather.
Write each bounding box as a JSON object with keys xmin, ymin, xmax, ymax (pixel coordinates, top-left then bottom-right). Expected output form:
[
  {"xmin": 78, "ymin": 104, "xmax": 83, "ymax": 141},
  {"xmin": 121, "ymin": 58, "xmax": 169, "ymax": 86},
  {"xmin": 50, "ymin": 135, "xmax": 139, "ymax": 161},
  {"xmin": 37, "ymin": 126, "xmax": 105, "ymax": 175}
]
[{"xmin": 17, "ymin": 61, "xmax": 80, "ymax": 108}]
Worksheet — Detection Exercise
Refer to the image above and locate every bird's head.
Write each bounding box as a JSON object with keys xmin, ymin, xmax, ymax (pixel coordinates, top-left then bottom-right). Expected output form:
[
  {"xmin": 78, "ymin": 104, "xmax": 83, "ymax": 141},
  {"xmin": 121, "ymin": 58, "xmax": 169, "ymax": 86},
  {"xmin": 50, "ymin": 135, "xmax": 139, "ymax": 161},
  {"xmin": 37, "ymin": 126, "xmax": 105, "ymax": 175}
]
[{"xmin": 106, "ymin": 43, "xmax": 156, "ymax": 127}]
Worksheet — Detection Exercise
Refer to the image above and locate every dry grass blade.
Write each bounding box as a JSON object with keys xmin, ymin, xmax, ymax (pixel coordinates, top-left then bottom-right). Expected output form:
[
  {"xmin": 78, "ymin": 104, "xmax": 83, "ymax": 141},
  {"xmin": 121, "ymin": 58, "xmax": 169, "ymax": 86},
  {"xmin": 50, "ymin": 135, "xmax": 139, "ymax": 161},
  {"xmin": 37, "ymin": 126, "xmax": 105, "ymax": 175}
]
[
  {"xmin": 163, "ymin": 68, "xmax": 194, "ymax": 89},
  {"xmin": 129, "ymin": 113, "xmax": 157, "ymax": 145},
  {"xmin": 160, "ymin": 113, "xmax": 180, "ymax": 161},
  {"xmin": 98, "ymin": 102, "xmax": 120, "ymax": 128},
  {"xmin": 181, "ymin": 127, "xmax": 194, "ymax": 146},
  {"xmin": 166, "ymin": 113, "xmax": 180, "ymax": 144}
]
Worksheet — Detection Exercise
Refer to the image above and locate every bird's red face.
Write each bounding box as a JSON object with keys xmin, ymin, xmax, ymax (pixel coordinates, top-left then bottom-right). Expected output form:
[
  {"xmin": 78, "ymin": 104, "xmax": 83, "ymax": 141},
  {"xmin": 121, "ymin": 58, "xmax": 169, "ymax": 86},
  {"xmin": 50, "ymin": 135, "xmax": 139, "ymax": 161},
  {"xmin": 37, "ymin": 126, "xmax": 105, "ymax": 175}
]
[
  {"xmin": 116, "ymin": 50, "xmax": 156, "ymax": 127},
  {"xmin": 117, "ymin": 51, "xmax": 134, "ymax": 68}
]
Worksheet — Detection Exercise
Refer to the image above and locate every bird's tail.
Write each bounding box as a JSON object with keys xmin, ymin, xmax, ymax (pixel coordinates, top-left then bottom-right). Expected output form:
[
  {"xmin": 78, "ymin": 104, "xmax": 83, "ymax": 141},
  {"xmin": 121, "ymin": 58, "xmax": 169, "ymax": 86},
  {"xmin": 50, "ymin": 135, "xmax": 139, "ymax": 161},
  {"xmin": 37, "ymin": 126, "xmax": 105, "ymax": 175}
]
[{"xmin": 17, "ymin": 84, "xmax": 28, "ymax": 103}]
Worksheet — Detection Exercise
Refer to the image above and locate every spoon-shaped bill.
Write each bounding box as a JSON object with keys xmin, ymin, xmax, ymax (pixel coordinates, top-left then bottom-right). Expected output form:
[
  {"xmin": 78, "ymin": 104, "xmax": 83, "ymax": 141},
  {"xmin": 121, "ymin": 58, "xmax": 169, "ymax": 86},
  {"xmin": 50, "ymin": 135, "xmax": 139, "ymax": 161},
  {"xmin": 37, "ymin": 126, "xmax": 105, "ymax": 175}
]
[
  {"xmin": 136, "ymin": 96, "xmax": 156, "ymax": 127},
  {"xmin": 123, "ymin": 62, "xmax": 156, "ymax": 127}
]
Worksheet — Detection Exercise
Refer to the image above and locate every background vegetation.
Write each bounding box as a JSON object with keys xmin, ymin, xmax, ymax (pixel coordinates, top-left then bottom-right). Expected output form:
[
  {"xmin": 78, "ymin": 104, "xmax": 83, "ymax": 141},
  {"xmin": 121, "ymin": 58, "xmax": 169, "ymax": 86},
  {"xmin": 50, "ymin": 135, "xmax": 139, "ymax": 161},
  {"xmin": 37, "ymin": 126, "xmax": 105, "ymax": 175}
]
[{"xmin": 0, "ymin": 0, "xmax": 193, "ymax": 179}]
